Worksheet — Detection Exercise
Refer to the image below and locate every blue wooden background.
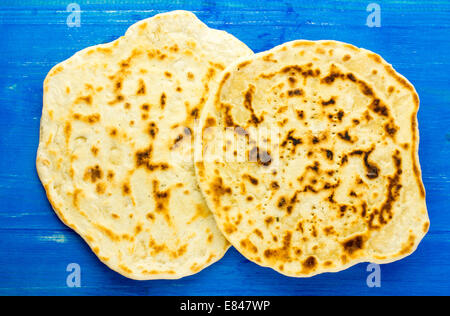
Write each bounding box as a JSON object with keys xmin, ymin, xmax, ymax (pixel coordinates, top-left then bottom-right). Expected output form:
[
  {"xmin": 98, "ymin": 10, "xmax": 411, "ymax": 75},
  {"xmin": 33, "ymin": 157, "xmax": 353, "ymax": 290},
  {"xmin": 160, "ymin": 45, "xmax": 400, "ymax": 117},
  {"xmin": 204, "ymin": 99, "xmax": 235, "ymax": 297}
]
[{"xmin": 0, "ymin": 0, "xmax": 449, "ymax": 296}]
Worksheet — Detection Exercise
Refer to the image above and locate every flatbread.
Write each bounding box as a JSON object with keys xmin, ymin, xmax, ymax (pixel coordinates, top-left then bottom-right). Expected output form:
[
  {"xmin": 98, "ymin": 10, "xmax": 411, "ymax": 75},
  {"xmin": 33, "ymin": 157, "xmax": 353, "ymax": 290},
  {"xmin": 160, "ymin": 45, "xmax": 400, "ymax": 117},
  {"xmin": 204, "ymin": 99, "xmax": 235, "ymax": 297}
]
[
  {"xmin": 196, "ymin": 40, "xmax": 429, "ymax": 277},
  {"xmin": 36, "ymin": 11, "xmax": 253, "ymax": 280}
]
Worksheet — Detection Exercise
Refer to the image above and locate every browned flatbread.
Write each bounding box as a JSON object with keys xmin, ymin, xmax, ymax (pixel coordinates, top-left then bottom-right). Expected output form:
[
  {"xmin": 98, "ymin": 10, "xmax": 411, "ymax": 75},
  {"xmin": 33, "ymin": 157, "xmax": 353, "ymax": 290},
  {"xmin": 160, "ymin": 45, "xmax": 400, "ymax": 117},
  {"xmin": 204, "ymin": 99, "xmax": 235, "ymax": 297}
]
[
  {"xmin": 196, "ymin": 40, "xmax": 429, "ymax": 277},
  {"xmin": 36, "ymin": 11, "xmax": 253, "ymax": 280}
]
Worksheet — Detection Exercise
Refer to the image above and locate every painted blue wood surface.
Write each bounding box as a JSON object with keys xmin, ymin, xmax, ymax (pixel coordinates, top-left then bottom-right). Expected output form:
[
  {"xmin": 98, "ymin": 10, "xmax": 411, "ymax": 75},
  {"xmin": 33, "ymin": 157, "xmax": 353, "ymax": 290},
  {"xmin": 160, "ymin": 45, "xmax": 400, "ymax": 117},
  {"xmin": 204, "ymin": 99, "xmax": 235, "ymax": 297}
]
[{"xmin": 0, "ymin": 0, "xmax": 449, "ymax": 296}]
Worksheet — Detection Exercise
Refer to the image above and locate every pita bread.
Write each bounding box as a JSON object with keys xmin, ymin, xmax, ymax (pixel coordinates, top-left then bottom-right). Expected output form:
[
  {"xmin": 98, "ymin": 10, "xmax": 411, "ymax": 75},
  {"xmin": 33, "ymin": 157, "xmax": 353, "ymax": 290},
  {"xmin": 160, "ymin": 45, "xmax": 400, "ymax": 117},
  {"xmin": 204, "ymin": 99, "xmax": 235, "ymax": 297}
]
[
  {"xmin": 196, "ymin": 40, "xmax": 429, "ymax": 277},
  {"xmin": 36, "ymin": 11, "xmax": 253, "ymax": 280}
]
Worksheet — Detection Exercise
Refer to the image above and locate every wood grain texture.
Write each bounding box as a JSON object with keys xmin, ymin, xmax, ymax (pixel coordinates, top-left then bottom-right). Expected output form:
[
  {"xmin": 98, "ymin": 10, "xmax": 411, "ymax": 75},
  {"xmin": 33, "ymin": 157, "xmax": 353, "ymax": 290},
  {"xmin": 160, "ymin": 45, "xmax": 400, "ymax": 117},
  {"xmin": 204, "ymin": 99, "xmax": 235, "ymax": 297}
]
[{"xmin": 0, "ymin": 0, "xmax": 449, "ymax": 295}]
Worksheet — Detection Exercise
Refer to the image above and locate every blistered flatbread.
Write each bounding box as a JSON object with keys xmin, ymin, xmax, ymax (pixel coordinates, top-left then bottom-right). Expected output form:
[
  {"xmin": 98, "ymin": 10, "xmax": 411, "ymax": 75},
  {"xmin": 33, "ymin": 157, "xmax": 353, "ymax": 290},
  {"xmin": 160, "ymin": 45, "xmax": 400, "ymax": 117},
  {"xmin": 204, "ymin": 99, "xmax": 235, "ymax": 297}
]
[
  {"xmin": 37, "ymin": 11, "xmax": 253, "ymax": 279},
  {"xmin": 196, "ymin": 40, "xmax": 429, "ymax": 277}
]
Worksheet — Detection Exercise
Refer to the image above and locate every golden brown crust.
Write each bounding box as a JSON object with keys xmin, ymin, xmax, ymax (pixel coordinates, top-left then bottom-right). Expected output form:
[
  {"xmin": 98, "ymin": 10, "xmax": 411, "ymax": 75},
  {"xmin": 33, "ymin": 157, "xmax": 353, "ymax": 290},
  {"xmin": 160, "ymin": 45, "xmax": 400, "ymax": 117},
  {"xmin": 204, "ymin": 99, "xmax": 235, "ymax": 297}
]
[
  {"xmin": 196, "ymin": 40, "xmax": 429, "ymax": 277},
  {"xmin": 37, "ymin": 10, "xmax": 252, "ymax": 280}
]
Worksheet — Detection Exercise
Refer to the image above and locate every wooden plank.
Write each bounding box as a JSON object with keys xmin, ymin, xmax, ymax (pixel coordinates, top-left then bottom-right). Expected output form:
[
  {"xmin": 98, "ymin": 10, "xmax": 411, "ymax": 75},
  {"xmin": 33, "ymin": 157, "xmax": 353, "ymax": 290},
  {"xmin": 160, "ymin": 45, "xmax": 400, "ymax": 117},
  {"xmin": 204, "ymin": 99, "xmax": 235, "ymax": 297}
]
[
  {"xmin": 1, "ymin": 0, "xmax": 449, "ymax": 295},
  {"xmin": 0, "ymin": 230, "xmax": 448, "ymax": 295}
]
